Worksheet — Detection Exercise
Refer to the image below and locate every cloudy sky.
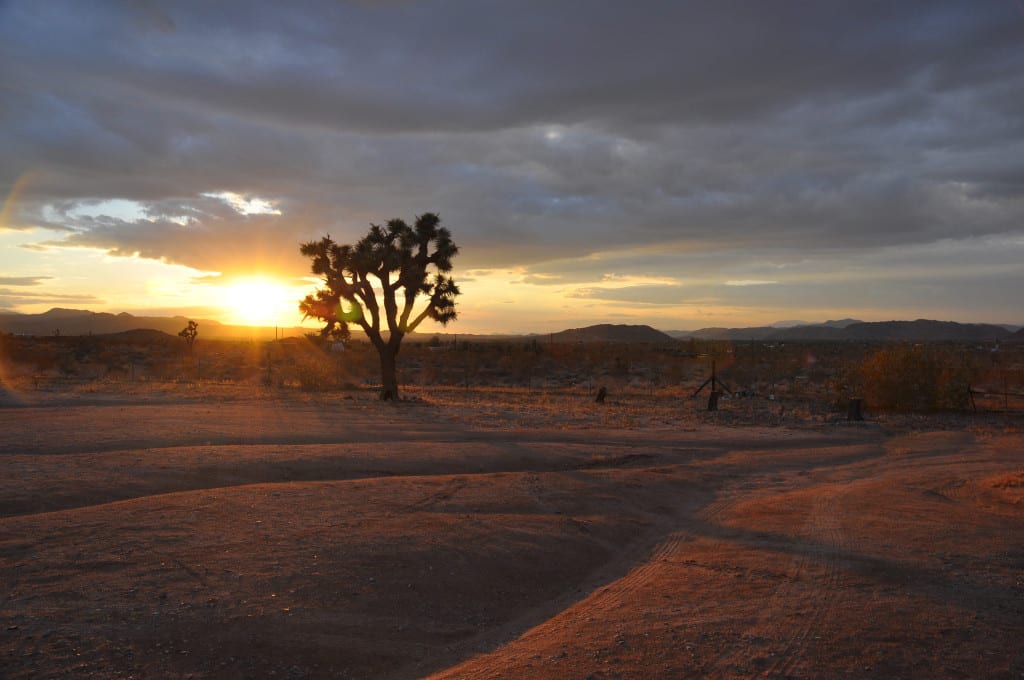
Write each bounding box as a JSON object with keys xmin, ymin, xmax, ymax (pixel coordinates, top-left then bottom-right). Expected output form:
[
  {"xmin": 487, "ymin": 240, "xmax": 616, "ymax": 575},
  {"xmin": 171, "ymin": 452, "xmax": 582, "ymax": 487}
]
[{"xmin": 2, "ymin": 1, "xmax": 1022, "ymax": 333}]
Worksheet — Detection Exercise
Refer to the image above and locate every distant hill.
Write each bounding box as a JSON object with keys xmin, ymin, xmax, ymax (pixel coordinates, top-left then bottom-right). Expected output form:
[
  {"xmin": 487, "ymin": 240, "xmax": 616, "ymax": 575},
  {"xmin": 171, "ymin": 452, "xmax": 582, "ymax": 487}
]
[
  {"xmin": 821, "ymin": 318, "xmax": 863, "ymax": 329},
  {"xmin": 667, "ymin": 319, "xmax": 865, "ymax": 340},
  {"xmin": 549, "ymin": 324, "xmax": 673, "ymax": 343},
  {"xmin": 674, "ymin": 319, "xmax": 1011, "ymax": 343},
  {"xmin": 832, "ymin": 320, "xmax": 1009, "ymax": 342},
  {"xmin": 3, "ymin": 309, "xmax": 1016, "ymax": 344},
  {"xmin": 0, "ymin": 308, "xmax": 304, "ymax": 339},
  {"xmin": 104, "ymin": 328, "xmax": 180, "ymax": 344},
  {"xmin": 683, "ymin": 326, "xmax": 780, "ymax": 341},
  {"xmin": 1002, "ymin": 327, "xmax": 1024, "ymax": 344},
  {"xmin": 768, "ymin": 325, "xmax": 847, "ymax": 341}
]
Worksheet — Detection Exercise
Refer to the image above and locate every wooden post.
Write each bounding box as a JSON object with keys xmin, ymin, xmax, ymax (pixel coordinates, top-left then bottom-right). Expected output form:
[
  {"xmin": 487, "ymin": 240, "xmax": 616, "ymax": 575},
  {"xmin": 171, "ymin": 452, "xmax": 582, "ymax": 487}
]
[{"xmin": 707, "ymin": 360, "xmax": 719, "ymax": 410}]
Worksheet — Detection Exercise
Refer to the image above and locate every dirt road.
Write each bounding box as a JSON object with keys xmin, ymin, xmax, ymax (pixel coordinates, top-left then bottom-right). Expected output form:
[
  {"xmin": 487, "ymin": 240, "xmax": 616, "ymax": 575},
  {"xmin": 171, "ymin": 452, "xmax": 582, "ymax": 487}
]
[{"xmin": 1, "ymin": 390, "xmax": 1021, "ymax": 678}]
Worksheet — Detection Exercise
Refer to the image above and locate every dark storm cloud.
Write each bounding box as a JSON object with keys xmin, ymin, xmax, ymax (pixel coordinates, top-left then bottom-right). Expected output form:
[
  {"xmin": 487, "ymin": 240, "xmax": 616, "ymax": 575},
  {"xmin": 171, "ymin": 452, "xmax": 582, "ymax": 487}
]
[{"xmin": 1, "ymin": 0, "xmax": 1022, "ymax": 306}]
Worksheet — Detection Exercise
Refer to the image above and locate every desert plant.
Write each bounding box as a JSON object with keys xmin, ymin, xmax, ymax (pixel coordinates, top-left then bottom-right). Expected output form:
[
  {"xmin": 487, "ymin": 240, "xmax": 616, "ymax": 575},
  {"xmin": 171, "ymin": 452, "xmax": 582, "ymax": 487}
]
[
  {"xmin": 178, "ymin": 320, "xmax": 198, "ymax": 351},
  {"xmin": 861, "ymin": 344, "xmax": 971, "ymax": 412},
  {"xmin": 299, "ymin": 212, "xmax": 460, "ymax": 400},
  {"xmin": 292, "ymin": 353, "xmax": 342, "ymax": 392}
]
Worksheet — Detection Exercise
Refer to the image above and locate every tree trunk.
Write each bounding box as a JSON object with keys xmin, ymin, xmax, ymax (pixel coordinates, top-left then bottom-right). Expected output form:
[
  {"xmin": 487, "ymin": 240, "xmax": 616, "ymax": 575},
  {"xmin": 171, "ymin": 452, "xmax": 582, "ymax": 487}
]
[{"xmin": 378, "ymin": 345, "xmax": 399, "ymax": 400}]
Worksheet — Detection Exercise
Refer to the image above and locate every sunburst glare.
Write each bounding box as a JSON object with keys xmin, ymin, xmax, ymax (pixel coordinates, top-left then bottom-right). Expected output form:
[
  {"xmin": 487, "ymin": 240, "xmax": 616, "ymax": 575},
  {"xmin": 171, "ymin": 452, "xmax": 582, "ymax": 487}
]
[{"xmin": 219, "ymin": 277, "xmax": 298, "ymax": 327}]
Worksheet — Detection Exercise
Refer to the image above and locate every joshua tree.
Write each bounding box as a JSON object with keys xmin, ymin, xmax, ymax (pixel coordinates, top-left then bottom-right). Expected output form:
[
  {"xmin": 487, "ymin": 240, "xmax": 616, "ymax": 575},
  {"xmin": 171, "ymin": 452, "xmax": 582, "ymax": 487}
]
[
  {"xmin": 299, "ymin": 212, "xmax": 459, "ymax": 399},
  {"xmin": 178, "ymin": 320, "xmax": 198, "ymax": 351}
]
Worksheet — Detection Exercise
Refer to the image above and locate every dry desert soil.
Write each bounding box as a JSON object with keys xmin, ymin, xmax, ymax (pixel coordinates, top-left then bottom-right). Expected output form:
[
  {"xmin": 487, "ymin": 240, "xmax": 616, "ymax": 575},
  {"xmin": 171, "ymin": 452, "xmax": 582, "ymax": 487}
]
[{"xmin": 1, "ymin": 384, "xmax": 1022, "ymax": 679}]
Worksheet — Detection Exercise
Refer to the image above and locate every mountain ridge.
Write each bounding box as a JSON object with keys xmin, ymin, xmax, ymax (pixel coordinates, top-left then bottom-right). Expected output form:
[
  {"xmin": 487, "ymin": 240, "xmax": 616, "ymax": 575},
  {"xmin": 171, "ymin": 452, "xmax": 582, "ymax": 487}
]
[
  {"xmin": 548, "ymin": 324, "xmax": 673, "ymax": 343},
  {"xmin": 671, "ymin": 319, "xmax": 1015, "ymax": 342},
  {"xmin": 1, "ymin": 309, "xmax": 1019, "ymax": 343},
  {"xmin": 0, "ymin": 308, "xmax": 299, "ymax": 340}
]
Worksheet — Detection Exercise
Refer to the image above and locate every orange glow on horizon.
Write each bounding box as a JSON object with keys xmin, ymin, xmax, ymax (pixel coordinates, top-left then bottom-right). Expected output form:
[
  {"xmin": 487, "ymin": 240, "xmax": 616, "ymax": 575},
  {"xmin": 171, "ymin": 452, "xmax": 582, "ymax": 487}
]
[{"xmin": 217, "ymin": 276, "xmax": 304, "ymax": 327}]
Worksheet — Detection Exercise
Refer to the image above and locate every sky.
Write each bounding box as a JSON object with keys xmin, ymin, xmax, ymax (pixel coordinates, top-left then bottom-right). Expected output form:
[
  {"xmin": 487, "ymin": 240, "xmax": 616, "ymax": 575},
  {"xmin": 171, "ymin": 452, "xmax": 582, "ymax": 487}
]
[{"xmin": 1, "ymin": 0, "xmax": 1023, "ymax": 334}]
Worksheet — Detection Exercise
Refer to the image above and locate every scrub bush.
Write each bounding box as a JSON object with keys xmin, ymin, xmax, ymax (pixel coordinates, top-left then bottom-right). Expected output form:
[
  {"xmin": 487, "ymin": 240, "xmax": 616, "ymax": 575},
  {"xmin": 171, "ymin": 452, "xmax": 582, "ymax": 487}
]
[{"xmin": 861, "ymin": 344, "xmax": 971, "ymax": 412}]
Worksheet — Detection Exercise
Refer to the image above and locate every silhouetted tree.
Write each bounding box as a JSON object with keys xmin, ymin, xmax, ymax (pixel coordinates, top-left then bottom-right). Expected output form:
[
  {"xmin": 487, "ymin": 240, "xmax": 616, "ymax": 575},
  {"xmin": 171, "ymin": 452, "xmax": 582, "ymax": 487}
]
[
  {"xmin": 178, "ymin": 320, "xmax": 198, "ymax": 351},
  {"xmin": 299, "ymin": 212, "xmax": 460, "ymax": 399}
]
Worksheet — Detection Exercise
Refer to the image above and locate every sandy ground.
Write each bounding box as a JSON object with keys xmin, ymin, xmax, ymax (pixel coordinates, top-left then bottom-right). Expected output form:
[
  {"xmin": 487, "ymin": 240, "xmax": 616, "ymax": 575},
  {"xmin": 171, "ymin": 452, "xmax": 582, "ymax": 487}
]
[{"xmin": 0, "ymin": 384, "xmax": 1022, "ymax": 678}]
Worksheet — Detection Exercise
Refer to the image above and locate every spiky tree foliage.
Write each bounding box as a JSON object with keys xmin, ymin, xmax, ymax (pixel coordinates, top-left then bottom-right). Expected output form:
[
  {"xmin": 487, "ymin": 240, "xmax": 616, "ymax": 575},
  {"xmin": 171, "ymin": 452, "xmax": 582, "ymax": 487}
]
[
  {"xmin": 299, "ymin": 212, "xmax": 460, "ymax": 399},
  {"xmin": 178, "ymin": 320, "xmax": 198, "ymax": 351}
]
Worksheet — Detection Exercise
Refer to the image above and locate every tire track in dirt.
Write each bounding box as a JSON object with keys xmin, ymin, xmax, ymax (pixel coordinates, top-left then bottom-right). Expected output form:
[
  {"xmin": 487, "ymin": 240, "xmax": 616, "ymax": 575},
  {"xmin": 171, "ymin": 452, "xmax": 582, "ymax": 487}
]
[
  {"xmin": 931, "ymin": 478, "xmax": 968, "ymax": 501},
  {"xmin": 405, "ymin": 477, "xmax": 470, "ymax": 512},
  {"xmin": 398, "ymin": 473, "xmax": 706, "ymax": 680},
  {"xmin": 480, "ymin": 459, "xmax": 785, "ymax": 678},
  {"xmin": 592, "ymin": 526, "xmax": 688, "ymax": 601},
  {"xmin": 764, "ymin": 487, "xmax": 848, "ymax": 679},
  {"xmin": 420, "ymin": 461, "xmax": 742, "ymax": 679},
  {"xmin": 0, "ymin": 435, "xmax": 668, "ymax": 520},
  {"xmin": 691, "ymin": 458, "xmax": 853, "ymax": 679},
  {"xmin": 689, "ymin": 486, "xmax": 766, "ymax": 677}
]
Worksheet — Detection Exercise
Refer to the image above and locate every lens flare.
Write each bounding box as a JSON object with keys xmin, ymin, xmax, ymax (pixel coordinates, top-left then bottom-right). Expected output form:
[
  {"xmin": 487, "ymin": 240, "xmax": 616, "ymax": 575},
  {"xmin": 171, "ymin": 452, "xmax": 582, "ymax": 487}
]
[
  {"xmin": 0, "ymin": 172, "xmax": 36, "ymax": 230},
  {"xmin": 334, "ymin": 300, "xmax": 364, "ymax": 323}
]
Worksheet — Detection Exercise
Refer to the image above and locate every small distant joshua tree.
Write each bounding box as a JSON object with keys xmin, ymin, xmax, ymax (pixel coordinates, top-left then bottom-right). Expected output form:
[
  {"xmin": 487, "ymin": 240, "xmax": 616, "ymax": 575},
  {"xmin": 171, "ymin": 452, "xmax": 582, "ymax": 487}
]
[
  {"xmin": 178, "ymin": 320, "xmax": 198, "ymax": 351},
  {"xmin": 299, "ymin": 212, "xmax": 460, "ymax": 400}
]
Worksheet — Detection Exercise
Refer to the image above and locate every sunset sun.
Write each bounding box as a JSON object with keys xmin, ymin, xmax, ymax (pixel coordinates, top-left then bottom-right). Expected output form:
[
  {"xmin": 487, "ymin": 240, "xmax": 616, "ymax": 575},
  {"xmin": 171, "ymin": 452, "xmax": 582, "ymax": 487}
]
[{"xmin": 219, "ymin": 277, "xmax": 297, "ymax": 327}]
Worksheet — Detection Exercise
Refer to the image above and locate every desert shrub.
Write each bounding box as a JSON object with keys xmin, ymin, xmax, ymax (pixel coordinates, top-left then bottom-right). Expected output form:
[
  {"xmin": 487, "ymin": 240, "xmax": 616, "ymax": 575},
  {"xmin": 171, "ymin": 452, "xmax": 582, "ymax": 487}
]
[
  {"xmin": 56, "ymin": 352, "xmax": 79, "ymax": 377},
  {"xmin": 291, "ymin": 353, "xmax": 345, "ymax": 391},
  {"xmin": 861, "ymin": 344, "xmax": 971, "ymax": 412}
]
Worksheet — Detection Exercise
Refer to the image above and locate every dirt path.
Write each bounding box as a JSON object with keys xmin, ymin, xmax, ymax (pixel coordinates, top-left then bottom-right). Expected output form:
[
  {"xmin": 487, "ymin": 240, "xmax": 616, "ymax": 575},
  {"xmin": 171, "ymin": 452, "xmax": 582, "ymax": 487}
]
[
  {"xmin": 1, "ymin": 393, "xmax": 1022, "ymax": 678},
  {"xmin": 430, "ymin": 431, "xmax": 1023, "ymax": 679}
]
